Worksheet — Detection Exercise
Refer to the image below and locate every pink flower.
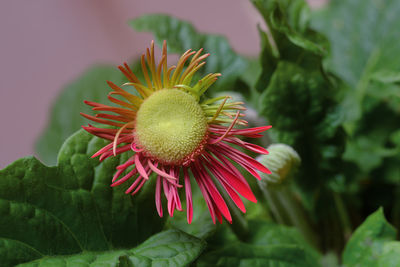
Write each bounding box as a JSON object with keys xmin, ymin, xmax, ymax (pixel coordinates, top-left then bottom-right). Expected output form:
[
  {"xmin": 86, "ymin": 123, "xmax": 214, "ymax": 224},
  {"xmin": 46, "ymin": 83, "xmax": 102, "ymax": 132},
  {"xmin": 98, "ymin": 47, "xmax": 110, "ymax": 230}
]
[{"xmin": 81, "ymin": 41, "xmax": 271, "ymax": 224}]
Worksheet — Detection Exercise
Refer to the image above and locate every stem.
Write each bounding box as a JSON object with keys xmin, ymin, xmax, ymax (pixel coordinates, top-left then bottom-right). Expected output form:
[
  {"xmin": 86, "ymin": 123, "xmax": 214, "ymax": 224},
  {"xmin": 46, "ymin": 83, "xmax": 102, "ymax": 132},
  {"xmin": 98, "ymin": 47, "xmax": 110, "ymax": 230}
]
[
  {"xmin": 392, "ymin": 184, "xmax": 400, "ymax": 231},
  {"xmin": 332, "ymin": 192, "xmax": 352, "ymax": 240},
  {"xmin": 228, "ymin": 202, "xmax": 250, "ymax": 242},
  {"xmin": 259, "ymin": 182, "xmax": 319, "ymax": 248},
  {"xmin": 259, "ymin": 183, "xmax": 291, "ymax": 224},
  {"xmin": 277, "ymin": 186, "xmax": 319, "ymax": 248}
]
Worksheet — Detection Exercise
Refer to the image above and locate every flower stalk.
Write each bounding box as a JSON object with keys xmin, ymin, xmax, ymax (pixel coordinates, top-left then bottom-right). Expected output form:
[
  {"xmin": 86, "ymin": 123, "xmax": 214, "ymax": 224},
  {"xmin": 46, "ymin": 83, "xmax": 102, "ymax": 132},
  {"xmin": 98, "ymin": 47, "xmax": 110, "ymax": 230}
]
[{"xmin": 257, "ymin": 144, "xmax": 318, "ymax": 248}]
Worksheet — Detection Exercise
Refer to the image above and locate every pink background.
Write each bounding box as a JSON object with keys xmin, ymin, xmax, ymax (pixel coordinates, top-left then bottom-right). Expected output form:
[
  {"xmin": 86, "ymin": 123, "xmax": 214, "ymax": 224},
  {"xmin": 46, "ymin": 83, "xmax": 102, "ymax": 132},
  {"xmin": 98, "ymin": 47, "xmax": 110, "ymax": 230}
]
[{"xmin": 0, "ymin": 0, "xmax": 323, "ymax": 168}]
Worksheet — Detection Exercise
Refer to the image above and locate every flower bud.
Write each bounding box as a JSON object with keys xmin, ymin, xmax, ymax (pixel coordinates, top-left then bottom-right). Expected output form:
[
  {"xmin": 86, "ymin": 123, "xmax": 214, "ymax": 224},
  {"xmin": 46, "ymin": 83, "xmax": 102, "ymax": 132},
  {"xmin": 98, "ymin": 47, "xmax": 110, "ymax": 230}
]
[{"xmin": 257, "ymin": 143, "xmax": 300, "ymax": 184}]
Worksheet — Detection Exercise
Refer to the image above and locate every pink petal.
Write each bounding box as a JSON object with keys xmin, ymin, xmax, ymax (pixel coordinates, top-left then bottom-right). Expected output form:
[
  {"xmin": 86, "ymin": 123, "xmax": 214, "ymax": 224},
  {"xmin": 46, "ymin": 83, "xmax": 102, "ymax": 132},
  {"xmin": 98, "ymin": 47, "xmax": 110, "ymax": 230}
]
[
  {"xmin": 99, "ymin": 144, "xmax": 131, "ymax": 161},
  {"xmin": 184, "ymin": 168, "xmax": 193, "ymax": 224},
  {"xmin": 148, "ymin": 160, "xmax": 180, "ymax": 184},
  {"xmin": 203, "ymin": 152, "xmax": 257, "ymax": 202},
  {"xmin": 204, "ymin": 160, "xmax": 246, "ymax": 212},
  {"xmin": 208, "ymin": 111, "xmax": 240, "ymax": 144},
  {"xmin": 223, "ymin": 137, "xmax": 269, "ymax": 155},
  {"xmin": 92, "ymin": 135, "xmax": 133, "ymax": 158},
  {"xmin": 155, "ymin": 176, "xmax": 163, "ymax": 217},
  {"xmin": 112, "ymin": 169, "xmax": 125, "ymax": 183},
  {"xmin": 196, "ymin": 162, "xmax": 232, "ymax": 223},
  {"xmin": 167, "ymin": 189, "xmax": 176, "ymax": 216},
  {"xmin": 131, "ymin": 142, "xmax": 143, "ymax": 152},
  {"xmin": 162, "ymin": 177, "xmax": 170, "ymax": 199},
  {"xmin": 111, "ymin": 168, "xmax": 137, "ymax": 187},
  {"xmin": 218, "ymin": 142, "xmax": 271, "ymax": 174},
  {"xmin": 116, "ymin": 157, "xmax": 135, "ymax": 171},
  {"xmin": 131, "ymin": 178, "xmax": 147, "ymax": 196},
  {"xmin": 125, "ymin": 176, "xmax": 143, "ymax": 194},
  {"xmin": 135, "ymin": 153, "xmax": 149, "ymax": 180},
  {"xmin": 191, "ymin": 164, "xmax": 217, "ymax": 224},
  {"xmin": 170, "ymin": 167, "xmax": 182, "ymax": 211},
  {"xmin": 207, "ymin": 148, "xmax": 251, "ymax": 186}
]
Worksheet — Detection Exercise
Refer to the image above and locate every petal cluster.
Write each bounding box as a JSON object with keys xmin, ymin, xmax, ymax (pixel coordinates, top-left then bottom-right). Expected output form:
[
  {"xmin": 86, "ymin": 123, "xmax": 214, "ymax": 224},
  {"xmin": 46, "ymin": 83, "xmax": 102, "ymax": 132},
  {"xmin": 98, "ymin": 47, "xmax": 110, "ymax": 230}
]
[{"xmin": 81, "ymin": 41, "xmax": 271, "ymax": 223}]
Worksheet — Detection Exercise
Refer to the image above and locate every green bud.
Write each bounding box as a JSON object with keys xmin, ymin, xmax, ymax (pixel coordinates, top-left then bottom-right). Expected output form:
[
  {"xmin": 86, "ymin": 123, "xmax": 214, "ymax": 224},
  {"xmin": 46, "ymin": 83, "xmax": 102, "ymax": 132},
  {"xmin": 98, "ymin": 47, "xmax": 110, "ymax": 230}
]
[{"xmin": 257, "ymin": 144, "xmax": 300, "ymax": 184}]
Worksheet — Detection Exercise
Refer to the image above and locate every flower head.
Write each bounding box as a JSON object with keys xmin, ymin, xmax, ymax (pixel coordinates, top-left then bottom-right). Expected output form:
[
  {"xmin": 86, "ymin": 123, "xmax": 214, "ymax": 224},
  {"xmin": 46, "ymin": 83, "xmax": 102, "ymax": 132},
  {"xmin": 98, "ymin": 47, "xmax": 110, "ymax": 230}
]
[{"xmin": 81, "ymin": 41, "xmax": 271, "ymax": 224}]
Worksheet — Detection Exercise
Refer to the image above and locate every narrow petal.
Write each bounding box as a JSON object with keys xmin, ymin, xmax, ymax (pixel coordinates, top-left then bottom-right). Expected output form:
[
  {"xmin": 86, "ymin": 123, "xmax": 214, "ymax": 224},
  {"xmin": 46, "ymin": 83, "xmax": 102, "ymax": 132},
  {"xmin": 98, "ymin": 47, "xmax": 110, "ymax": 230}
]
[
  {"xmin": 131, "ymin": 178, "xmax": 147, "ymax": 196},
  {"xmin": 209, "ymin": 125, "xmax": 272, "ymax": 137},
  {"xmin": 208, "ymin": 111, "xmax": 240, "ymax": 144},
  {"xmin": 125, "ymin": 176, "xmax": 143, "ymax": 194},
  {"xmin": 167, "ymin": 189, "xmax": 176, "ymax": 216},
  {"xmin": 147, "ymin": 160, "xmax": 180, "ymax": 183},
  {"xmin": 218, "ymin": 142, "xmax": 271, "ymax": 174},
  {"xmin": 116, "ymin": 157, "xmax": 135, "ymax": 171},
  {"xmin": 190, "ymin": 165, "xmax": 216, "ymax": 224},
  {"xmin": 203, "ymin": 151, "xmax": 257, "ymax": 202},
  {"xmin": 81, "ymin": 113, "xmax": 125, "ymax": 127},
  {"xmin": 183, "ymin": 168, "xmax": 193, "ymax": 224},
  {"xmin": 197, "ymin": 162, "xmax": 232, "ymax": 223},
  {"xmin": 113, "ymin": 122, "xmax": 134, "ymax": 156},
  {"xmin": 155, "ymin": 176, "xmax": 163, "ymax": 217},
  {"xmin": 170, "ymin": 167, "xmax": 182, "ymax": 211},
  {"xmin": 204, "ymin": 159, "xmax": 246, "ymax": 212},
  {"xmin": 223, "ymin": 137, "xmax": 269, "ymax": 155},
  {"xmin": 92, "ymin": 135, "xmax": 133, "ymax": 158},
  {"xmin": 111, "ymin": 168, "xmax": 137, "ymax": 187},
  {"xmin": 162, "ymin": 176, "xmax": 170, "ymax": 199},
  {"xmin": 135, "ymin": 153, "xmax": 149, "ymax": 180},
  {"xmin": 99, "ymin": 144, "xmax": 131, "ymax": 161}
]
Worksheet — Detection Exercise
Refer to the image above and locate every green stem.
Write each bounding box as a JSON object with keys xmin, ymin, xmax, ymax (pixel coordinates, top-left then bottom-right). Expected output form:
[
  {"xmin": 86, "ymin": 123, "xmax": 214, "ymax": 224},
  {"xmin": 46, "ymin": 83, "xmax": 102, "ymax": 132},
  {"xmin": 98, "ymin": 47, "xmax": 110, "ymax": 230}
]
[
  {"xmin": 277, "ymin": 186, "xmax": 319, "ymax": 248},
  {"xmin": 259, "ymin": 183, "xmax": 291, "ymax": 225},
  {"xmin": 391, "ymin": 184, "xmax": 400, "ymax": 231},
  {"xmin": 332, "ymin": 192, "xmax": 352, "ymax": 240},
  {"xmin": 228, "ymin": 202, "xmax": 250, "ymax": 242},
  {"xmin": 260, "ymin": 183, "xmax": 319, "ymax": 248}
]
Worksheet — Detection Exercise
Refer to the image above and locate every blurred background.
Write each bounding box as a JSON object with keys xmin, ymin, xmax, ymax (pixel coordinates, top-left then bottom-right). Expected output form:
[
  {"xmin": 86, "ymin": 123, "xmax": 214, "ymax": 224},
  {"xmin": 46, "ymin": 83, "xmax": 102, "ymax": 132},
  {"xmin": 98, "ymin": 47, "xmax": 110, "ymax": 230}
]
[{"xmin": 0, "ymin": 0, "xmax": 323, "ymax": 168}]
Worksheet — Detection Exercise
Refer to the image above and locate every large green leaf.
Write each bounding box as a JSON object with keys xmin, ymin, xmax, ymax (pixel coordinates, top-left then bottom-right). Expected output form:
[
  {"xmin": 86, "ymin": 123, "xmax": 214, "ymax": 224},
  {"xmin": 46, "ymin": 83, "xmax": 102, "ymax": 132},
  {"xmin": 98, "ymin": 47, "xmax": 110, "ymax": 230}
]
[
  {"xmin": 342, "ymin": 208, "xmax": 398, "ymax": 267},
  {"xmin": 1, "ymin": 129, "xmax": 165, "ymax": 266},
  {"xmin": 311, "ymin": 0, "xmax": 400, "ymax": 178},
  {"xmin": 261, "ymin": 61, "xmax": 345, "ymax": 197},
  {"xmin": 311, "ymin": 0, "xmax": 400, "ymax": 89},
  {"xmin": 251, "ymin": 0, "xmax": 328, "ymax": 92},
  {"xmin": 35, "ymin": 63, "xmax": 141, "ymax": 166},
  {"xmin": 377, "ymin": 242, "xmax": 400, "ymax": 267},
  {"xmin": 196, "ymin": 220, "xmax": 320, "ymax": 267},
  {"xmin": 17, "ymin": 230, "xmax": 206, "ymax": 267},
  {"xmin": 130, "ymin": 14, "xmax": 247, "ymax": 92}
]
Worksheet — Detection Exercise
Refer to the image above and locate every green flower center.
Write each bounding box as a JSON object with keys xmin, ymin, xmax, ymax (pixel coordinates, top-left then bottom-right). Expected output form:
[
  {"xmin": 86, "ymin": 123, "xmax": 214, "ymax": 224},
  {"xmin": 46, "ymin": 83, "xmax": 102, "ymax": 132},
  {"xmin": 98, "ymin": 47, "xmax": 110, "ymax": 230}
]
[{"xmin": 135, "ymin": 89, "xmax": 208, "ymax": 164}]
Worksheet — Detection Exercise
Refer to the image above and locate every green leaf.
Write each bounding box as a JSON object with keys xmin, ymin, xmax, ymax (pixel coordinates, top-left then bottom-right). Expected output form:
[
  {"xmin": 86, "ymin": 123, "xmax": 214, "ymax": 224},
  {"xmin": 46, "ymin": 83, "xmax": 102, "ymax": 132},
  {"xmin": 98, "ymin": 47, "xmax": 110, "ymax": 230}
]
[
  {"xmin": 1, "ymin": 129, "xmax": 165, "ymax": 266},
  {"xmin": 370, "ymin": 70, "xmax": 400, "ymax": 84},
  {"xmin": 267, "ymin": 0, "xmax": 326, "ymax": 56},
  {"xmin": 311, "ymin": 0, "xmax": 400, "ymax": 129},
  {"xmin": 343, "ymin": 136, "xmax": 398, "ymax": 173},
  {"xmin": 18, "ymin": 230, "xmax": 206, "ymax": 267},
  {"xmin": 378, "ymin": 242, "xmax": 400, "ymax": 267},
  {"xmin": 343, "ymin": 208, "xmax": 397, "ymax": 267},
  {"xmin": 252, "ymin": 0, "xmax": 328, "ymax": 92},
  {"xmin": 35, "ymin": 63, "xmax": 142, "ymax": 166},
  {"xmin": 261, "ymin": 61, "xmax": 345, "ymax": 195},
  {"xmin": 129, "ymin": 14, "xmax": 247, "ymax": 92},
  {"xmin": 311, "ymin": 0, "xmax": 400, "ymax": 184},
  {"xmin": 197, "ymin": 220, "xmax": 320, "ymax": 267},
  {"xmin": 311, "ymin": 0, "xmax": 400, "ymax": 89}
]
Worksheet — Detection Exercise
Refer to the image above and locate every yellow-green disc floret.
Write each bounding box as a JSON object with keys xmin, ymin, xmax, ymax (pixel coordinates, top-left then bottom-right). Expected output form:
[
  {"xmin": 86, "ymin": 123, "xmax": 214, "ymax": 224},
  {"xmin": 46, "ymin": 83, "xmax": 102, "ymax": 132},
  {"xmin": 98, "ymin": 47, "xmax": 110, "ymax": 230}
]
[{"xmin": 135, "ymin": 89, "xmax": 208, "ymax": 164}]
